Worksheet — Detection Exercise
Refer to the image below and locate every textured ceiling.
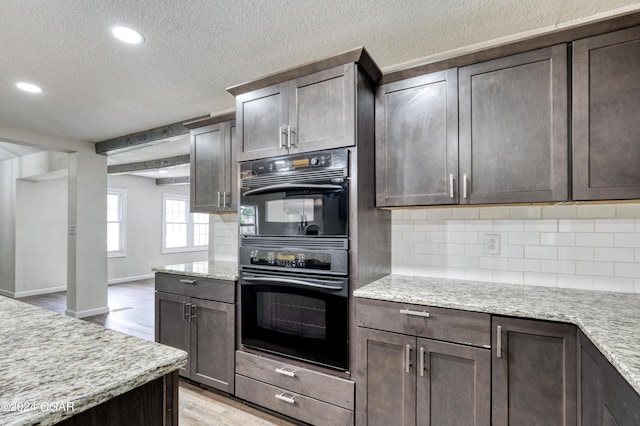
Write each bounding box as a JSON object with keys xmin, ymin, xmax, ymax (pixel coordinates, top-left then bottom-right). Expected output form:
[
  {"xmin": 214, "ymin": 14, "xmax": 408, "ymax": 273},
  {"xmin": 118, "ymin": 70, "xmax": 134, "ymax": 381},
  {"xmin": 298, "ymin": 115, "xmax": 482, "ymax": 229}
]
[{"xmin": 1, "ymin": 0, "xmax": 639, "ymax": 146}]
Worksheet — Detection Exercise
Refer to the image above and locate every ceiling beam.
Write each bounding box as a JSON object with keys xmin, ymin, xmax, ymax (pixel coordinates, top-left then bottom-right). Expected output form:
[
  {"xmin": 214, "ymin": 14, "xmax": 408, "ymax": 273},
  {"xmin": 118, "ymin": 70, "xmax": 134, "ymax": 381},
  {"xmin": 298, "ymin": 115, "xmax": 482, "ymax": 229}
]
[
  {"xmin": 95, "ymin": 115, "xmax": 208, "ymax": 155},
  {"xmin": 107, "ymin": 154, "xmax": 190, "ymax": 174},
  {"xmin": 156, "ymin": 176, "xmax": 190, "ymax": 186}
]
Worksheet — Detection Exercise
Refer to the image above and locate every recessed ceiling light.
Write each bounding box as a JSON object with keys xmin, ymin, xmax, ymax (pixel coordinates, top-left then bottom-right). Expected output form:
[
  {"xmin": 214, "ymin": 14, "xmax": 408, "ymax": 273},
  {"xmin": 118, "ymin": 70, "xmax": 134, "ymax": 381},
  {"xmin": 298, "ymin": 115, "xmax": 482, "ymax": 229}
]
[
  {"xmin": 112, "ymin": 26, "xmax": 145, "ymax": 44},
  {"xmin": 16, "ymin": 82, "xmax": 43, "ymax": 93}
]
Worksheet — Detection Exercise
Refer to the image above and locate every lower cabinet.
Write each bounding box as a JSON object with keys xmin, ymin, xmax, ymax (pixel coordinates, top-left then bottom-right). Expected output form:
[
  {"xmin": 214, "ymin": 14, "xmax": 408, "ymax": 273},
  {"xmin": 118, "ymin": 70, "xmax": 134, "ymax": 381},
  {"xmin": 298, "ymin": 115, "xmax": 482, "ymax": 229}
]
[
  {"xmin": 155, "ymin": 274, "xmax": 235, "ymax": 394},
  {"xmin": 578, "ymin": 331, "xmax": 640, "ymax": 425},
  {"xmin": 355, "ymin": 298, "xmax": 491, "ymax": 426},
  {"xmin": 356, "ymin": 327, "xmax": 490, "ymax": 426},
  {"xmin": 491, "ymin": 316, "xmax": 577, "ymax": 426},
  {"xmin": 235, "ymin": 350, "xmax": 355, "ymax": 425}
]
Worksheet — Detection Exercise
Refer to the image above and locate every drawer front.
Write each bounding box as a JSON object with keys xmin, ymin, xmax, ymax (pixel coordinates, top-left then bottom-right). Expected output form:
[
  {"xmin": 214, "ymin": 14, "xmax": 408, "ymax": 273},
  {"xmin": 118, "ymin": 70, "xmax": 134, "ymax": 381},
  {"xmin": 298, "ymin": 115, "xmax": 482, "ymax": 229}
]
[
  {"xmin": 236, "ymin": 375, "xmax": 354, "ymax": 426},
  {"xmin": 356, "ymin": 298, "xmax": 491, "ymax": 348},
  {"xmin": 235, "ymin": 351, "xmax": 354, "ymax": 410},
  {"xmin": 155, "ymin": 273, "xmax": 235, "ymax": 303}
]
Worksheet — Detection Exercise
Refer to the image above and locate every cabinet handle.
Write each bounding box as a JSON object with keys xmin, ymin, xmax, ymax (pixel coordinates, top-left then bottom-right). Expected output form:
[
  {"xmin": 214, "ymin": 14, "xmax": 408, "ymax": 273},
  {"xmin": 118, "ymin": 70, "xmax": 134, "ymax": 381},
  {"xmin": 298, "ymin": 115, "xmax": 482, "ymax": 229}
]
[
  {"xmin": 217, "ymin": 191, "xmax": 221, "ymax": 207},
  {"xmin": 463, "ymin": 173, "xmax": 468, "ymax": 199},
  {"xmin": 279, "ymin": 127, "xmax": 287, "ymax": 149},
  {"xmin": 405, "ymin": 344, "xmax": 412, "ymax": 373},
  {"xmin": 222, "ymin": 191, "xmax": 227, "ymax": 206},
  {"xmin": 275, "ymin": 392, "xmax": 296, "ymax": 404},
  {"xmin": 497, "ymin": 325, "xmax": 502, "ymax": 358},
  {"xmin": 400, "ymin": 308, "xmax": 430, "ymax": 318},
  {"xmin": 180, "ymin": 279, "xmax": 196, "ymax": 284},
  {"xmin": 224, "ymin": 192, "xmax": 231, "ymax": 206},
  {"xmin": 275, "ymin": 367, "xmax": 296, "ymax": 377},
  {"xmin": 419, "ymin": 347, "xmax": 425, "ymax": 377},
  {"xmin": 287, "ymin": 126, "xmax": 296, "ymax": 148},
  {"xmin": 449, "ymin": 174, "xmax": 455, "ymax": 198},
  {"xmin": 190, "ymin": 304, "xmax": 196, "ymax": 322},
  {"xmin": 183, "ymin": 302, "xmax": 190, "ymax": 321}
]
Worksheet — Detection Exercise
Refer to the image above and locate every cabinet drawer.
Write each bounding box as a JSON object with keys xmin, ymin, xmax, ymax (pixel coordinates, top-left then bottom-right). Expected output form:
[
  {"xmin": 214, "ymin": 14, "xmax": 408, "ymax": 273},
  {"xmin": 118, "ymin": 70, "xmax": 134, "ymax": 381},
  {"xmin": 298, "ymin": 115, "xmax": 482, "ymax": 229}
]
[
  {"xmin": 235, "ymin": 350, "xmax": 354, "ymax": 410},
  {"xmin": 155, "ymin": 273, "xmax": 234, "ymax": 303},
  {"xmin": 236, "ymin": 375, "xmax": 353, "ymax": 426},
  {"xmin": 356, "ymin": 298, "xmax": 490, "ymax": 348}
]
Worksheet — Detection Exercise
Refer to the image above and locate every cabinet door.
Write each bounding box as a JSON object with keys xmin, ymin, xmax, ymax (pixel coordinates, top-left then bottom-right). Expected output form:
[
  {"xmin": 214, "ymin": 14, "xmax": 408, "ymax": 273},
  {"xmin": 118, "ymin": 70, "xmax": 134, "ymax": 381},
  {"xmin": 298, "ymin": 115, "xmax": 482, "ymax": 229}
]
[
  {"xmin": 236, "ymin": 83, "xmax": 289, "ymax": 161},
  {"xmin": 416, "ymin": 338, "xmax": 490, "ymax": 426},
  {"xmin": 155, "ymin": 292, "xmax": 190, "ymax": 376},
  {"xmin": 190, "ymin": 123, "xmax": 227, "ymax": 212},
  {"xmin": 492, "ymin": 316, "xmax": 576, "ymax": 426},
  {"xmin": 573, "ymin": 26, "xmax": 640, "ymax": 200},
  {"xmin": 190, "ymin": 298, "xmax": 235, "ymax": 393},
  {"xmin": 577, "ymin": 331, "xmax": 603, "ymax": 426},
  {"xmin": 288, "ymin": 64, "xmax": 356, "ymax": 154},
  {"xmin": 376, "ymin": 69, "xmax": 458, "ymax": 206},
  {"xmin": 227, "ymin": 120, "xmax": 238, "ymax": 210},
  {"xmin": 459, "ymin": 45, "xmax": 569, "ymax": 204},
  {"xmin": 356, "ymin": 328, "xmax": 416, "ymax": 426}
]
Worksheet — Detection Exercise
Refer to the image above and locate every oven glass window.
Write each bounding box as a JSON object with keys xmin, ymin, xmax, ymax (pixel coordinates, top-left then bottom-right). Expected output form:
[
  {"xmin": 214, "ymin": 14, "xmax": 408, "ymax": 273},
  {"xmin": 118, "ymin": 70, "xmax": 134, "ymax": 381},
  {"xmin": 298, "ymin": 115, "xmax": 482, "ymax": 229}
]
[
  {"xmin": 265, "ymin": 199, "xmax": 316, "ymax": 223},
  {"xmin": 257, "ymin": 292, "xmax": 326, "ymax": 339}
]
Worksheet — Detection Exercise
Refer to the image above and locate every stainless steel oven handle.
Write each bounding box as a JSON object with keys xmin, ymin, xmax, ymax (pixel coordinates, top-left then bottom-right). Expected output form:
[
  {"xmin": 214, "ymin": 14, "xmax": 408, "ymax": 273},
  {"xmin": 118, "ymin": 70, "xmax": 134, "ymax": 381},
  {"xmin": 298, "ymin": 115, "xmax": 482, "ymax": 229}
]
[
  {"xmin": 243, "ymin": 276, "xmax": 343, "ymax": 290},
  {"xmin": 242, "ymin": 183, "xmax": 343, "ymax": 197}
]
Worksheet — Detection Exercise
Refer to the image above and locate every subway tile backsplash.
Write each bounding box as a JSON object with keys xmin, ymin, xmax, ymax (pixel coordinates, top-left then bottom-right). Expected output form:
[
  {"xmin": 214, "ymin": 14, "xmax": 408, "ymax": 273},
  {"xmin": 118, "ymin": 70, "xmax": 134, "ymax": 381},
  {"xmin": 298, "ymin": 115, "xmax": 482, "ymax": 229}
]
[
  {"xmin": 211, "ymin": 203, "xmax": 640, "ymax": 293},
  {"xmin": 392, "ymin": 204, "xmax": 640, "ymax": 293}
]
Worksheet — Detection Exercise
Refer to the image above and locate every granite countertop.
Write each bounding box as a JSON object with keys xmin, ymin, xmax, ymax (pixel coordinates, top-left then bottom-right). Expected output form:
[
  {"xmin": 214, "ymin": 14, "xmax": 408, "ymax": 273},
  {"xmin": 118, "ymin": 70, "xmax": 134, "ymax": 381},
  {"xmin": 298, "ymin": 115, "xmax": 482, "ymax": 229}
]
[
  {"xmin": 153, "ymin": 260, "xmax": 238, "ymax": 281},
  {"xmin": 354, "ymin": 274, "xmax": 640, "ymax": 396},
  {"xmin": 0, "ymin": 296, "xmax": 187, "ymax": 426}
]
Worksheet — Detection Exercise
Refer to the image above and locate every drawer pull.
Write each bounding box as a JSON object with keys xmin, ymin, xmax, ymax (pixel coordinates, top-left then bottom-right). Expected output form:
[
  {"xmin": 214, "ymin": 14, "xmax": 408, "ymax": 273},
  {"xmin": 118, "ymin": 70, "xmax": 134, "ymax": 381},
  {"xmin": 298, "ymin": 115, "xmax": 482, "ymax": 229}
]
[
  {"xmin": 275, "ymin": 392, "xmax": 296, "ymax": 404},
  {"xmin": 400, "ymin": 308, "xmax": 430, "ymax": 318},
  {"xmin": 179, "ymin": 279, "xmax": 196, "ymax": 285},
  {"xmin": 275, "ymin": 367, "xmax": 296, "ymax": 377}
]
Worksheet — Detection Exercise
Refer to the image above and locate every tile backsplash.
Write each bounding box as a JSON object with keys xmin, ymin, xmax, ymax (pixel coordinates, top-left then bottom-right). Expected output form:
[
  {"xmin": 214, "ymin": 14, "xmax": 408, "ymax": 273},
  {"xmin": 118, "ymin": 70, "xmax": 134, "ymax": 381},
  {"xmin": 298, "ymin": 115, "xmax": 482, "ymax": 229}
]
[
  {"xmin": 392, "ymin": 204, "xmax": 640, "ymax": 293},
  {"xmin": 210, "ymin": 203, "xmax": 640, "ymax": 293}
]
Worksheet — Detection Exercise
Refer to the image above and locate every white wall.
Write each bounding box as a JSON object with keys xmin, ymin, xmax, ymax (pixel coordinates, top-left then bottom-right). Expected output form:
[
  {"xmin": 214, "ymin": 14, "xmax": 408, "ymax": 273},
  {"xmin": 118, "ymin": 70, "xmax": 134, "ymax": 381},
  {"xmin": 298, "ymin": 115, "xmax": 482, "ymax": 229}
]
[
  {"xmin": 392, "ymin": 204, "xmax": 640, "ymax": 293},
  {"xmin": 0, "ymin": 124, "xmax": 108, "ymax": 318},
  {"xmin": 107, "ymin": 174, "xmax": 208, "ymax": 282},
  {"xmin": 15, "ymin": 176, "xmax": 68, "ymax": 295}
]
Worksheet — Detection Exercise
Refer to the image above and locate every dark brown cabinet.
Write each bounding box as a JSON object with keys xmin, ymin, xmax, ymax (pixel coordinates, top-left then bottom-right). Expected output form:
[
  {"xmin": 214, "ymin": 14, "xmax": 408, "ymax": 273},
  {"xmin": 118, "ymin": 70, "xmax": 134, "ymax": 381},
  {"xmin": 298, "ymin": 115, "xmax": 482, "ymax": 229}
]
[
  {"xmin": 577, "ymin": 331, "xmax": 640, "ymax": 425},
  {"xmin": 492, "ymin": 316, "xmax": 577, "ymax": 426},
  {"xmin": 186, "ymin": 114, "xmax": 237, "ymax": 213},
  {"xmin": 355, "ymin": 298, "xmax": 491, "ymax": 425},
  {"xmin": 459, "ymin": 44, "xmax": 569, "ymax": 204},
  {"xmin": 155, "ymin": 273, "xmax": 235, "ymax": 393},
  {"xmin": 235, "ymin": 64, "xmax": 356, "ymax": 161},
  {"xmin": 572, "ymin": 25, "xmax": 640, "ymax": 201},
  {"xmin": 375, "ymin": 68, "xmax": 459, "ymax": 206}
]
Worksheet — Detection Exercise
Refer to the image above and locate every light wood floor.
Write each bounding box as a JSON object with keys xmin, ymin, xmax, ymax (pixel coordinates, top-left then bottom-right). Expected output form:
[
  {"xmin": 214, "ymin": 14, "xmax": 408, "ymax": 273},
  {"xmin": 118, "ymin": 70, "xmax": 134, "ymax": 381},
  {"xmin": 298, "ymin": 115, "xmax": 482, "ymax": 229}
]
[{"xmin": 20, "ymin": 279, "xmax": 298, "ymax": 426}]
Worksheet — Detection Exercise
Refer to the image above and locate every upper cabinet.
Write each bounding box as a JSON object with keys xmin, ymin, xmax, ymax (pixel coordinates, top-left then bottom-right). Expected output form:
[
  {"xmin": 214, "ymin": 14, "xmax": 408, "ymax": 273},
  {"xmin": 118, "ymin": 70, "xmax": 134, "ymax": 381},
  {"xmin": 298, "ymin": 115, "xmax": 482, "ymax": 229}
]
[
  {"xmin": 458, "ymin": 44, "xmax": 569, "ymax": 204},
  {"xmin": 186, "ymin": 113, "xmax": 237, "ymax": 213},
  {"xmin": 573, "ymin": 25, "xmax": 640, "ymax": 200},
  {"xmin": 228, "ymin": 47, "xmax": 381, "ymax": 162},
  {"xmin": 376, "ymin": 69, "xmax": 458, "ymax": 206}
]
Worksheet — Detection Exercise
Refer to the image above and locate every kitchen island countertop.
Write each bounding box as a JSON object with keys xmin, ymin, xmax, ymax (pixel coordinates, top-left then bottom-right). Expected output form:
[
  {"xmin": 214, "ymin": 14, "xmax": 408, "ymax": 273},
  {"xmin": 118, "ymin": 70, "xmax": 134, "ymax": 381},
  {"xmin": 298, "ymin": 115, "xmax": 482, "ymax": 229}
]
[
  {"xmin": 153, "ymin": 260, "xmax": 238, "ymax": 281},
  {"xmin": 354, "ymin": 274, "xmax": 640, "ymax": 396},
  {"xmin": 0, "ymin": 295, "xmax": 187, "ymax": 426}
]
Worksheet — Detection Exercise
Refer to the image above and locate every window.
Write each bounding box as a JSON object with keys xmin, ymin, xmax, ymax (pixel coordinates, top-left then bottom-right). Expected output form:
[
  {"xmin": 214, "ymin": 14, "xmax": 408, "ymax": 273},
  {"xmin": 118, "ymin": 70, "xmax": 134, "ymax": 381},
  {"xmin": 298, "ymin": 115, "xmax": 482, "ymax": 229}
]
[
  {"xmin": 107, "ymin": 189, "xmax": 126, "ymax": 257},
  {"xmin": 162, "ymin": 194, "xmax": 209, "ymax": 253}
]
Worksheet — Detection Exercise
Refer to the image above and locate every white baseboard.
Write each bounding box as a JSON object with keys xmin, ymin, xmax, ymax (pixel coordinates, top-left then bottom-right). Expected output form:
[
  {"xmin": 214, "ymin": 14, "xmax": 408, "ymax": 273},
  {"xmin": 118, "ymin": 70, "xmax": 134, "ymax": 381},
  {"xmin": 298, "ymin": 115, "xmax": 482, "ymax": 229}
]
[
  {"xmin": 0, "ymin": 288, "xmax": 15, "ymax": 298},
  {"xmin": 11, "ymin": 286, "xmax": 67, "ymax": 298},
  {"xmin": 108, "ymin": 274, "xmax": 154, "ymax": 285},
  {"xmin": 65, "ymin": 306, "xmax": 110, "ymax": 318}
]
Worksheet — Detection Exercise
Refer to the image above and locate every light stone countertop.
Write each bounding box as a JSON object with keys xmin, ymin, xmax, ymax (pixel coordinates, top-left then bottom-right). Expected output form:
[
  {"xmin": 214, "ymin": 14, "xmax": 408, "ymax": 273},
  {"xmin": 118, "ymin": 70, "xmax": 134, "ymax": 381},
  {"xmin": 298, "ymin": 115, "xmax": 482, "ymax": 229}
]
[
  {"xmin": 354, "ymin": 274, "xmax": 640, "ymax": 396},
  {"xmin": 0, "ymin": 295, "xmax": 187, "ymax": 426},
  {"xmin": 152, "ymin": 260, "xmax": 238, "ymax": 281}
]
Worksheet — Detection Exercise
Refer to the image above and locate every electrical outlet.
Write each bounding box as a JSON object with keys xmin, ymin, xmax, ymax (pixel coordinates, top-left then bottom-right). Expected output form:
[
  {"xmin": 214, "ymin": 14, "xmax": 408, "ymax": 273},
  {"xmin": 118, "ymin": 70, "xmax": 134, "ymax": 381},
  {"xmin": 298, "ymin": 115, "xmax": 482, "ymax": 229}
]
[{"xmin": 484, "ymin": 234, "xmax": 500, "ymax": 255}]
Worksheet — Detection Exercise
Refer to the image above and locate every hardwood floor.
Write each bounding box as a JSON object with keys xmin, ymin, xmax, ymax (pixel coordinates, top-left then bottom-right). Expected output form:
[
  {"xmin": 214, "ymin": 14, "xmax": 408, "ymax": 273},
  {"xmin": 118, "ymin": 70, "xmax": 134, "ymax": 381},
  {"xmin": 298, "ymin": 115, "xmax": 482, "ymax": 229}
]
[{"xmin": 20, "ymin": 279, "xmax": 298, "ymax": 426}]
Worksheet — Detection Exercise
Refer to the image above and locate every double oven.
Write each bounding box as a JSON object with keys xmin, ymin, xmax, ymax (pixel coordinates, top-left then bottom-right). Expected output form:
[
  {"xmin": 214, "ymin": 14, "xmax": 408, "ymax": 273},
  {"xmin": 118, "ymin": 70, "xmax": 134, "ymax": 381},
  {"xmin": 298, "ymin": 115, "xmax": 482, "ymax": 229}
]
[{"xmin": 238, "ymin": 148, "xmax": 350, "ymax": 371}]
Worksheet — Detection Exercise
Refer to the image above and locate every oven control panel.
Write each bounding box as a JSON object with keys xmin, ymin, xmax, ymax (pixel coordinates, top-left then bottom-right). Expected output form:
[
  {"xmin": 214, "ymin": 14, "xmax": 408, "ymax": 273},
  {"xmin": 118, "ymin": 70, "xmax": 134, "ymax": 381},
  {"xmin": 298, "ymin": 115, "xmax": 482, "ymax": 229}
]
[{"xmin": 248, "ymin": 249, "xmax": 331, "ymax": 270}]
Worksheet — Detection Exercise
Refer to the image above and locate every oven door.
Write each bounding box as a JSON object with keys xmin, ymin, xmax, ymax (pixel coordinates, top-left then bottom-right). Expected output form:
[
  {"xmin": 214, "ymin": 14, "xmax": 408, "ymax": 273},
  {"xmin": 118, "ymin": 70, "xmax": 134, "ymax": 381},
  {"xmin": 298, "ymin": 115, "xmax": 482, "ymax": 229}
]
[
  {"xmin": 239, "ymin": 181, "xmax": 348, "ymax": 237},
  {"xmin": 240, "ymin": 271, "xmax": 349, "ymax": 371}
]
